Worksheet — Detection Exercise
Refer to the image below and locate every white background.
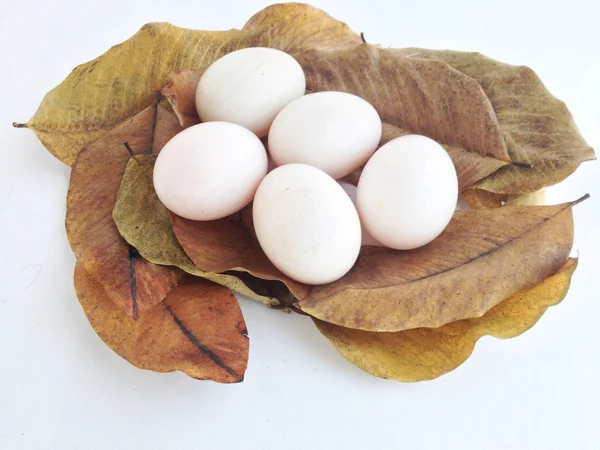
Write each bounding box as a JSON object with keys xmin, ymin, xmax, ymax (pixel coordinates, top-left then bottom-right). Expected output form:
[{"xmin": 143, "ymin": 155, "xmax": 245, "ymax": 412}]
[{"xmin": 1, "ymin": 0, "xmax": 599, "ymax": 448}]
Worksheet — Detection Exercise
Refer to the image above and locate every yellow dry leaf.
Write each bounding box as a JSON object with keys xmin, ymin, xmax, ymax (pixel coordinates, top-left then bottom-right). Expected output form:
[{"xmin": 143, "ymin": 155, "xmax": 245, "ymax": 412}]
[
  {"xmin": 16, "ymin": 3, "xmax": 361, "ymax": 165},
  {"xmin": 314, "ymin": 258, "xmax": 577, "ymax": 382}
]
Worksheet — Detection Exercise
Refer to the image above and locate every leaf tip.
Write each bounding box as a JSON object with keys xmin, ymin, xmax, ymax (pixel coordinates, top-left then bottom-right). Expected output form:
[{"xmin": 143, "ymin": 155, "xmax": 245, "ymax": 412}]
[{"xmin": 586, "ymin": 147, "xmax": 597, "ymax": 162}]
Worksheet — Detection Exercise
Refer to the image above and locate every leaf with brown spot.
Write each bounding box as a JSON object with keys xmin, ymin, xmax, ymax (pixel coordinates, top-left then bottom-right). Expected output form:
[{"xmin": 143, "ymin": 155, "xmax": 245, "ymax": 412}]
[
  {"xmin": 66, "ymin": 100, "xmax": 182, "ymax": 318},
  {"xmin": 296, "ymin": 199, "xmax": 584, "ymax": 332},
  {"xmin": 171, "ymin": 212, "xmax": 310, "ymax": 304},
  {"xmin": 314, "ymin": 258, "xmax": 577, "ymax": 382},
  {"xmin": 394, "ymin": 49, "xmax": 595, "ymax": 193},
  {"xmin": 113, "ymin": 154, "xmax": 288, "ymax": 307},
  {"xmin": 75, "ymin": 265, "xmax": 248, "ymax": 383},
  {"xmin": 15, "ymin": 3, "xmax": 361, "ymax": 165}
]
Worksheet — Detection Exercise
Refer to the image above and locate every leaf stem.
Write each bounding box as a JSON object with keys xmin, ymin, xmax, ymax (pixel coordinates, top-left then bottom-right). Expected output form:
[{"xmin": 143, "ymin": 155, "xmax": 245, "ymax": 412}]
[
  {"xmin": 360, "ymin": 32, "xmax": 367, "ymax": 43},
  {"xmin": 12, "ymin": 122, "xmax": 27, "ymax": 128},
  {"xmin": 572, "ymin": 193, "xmax": 591, "ymax": 207}
]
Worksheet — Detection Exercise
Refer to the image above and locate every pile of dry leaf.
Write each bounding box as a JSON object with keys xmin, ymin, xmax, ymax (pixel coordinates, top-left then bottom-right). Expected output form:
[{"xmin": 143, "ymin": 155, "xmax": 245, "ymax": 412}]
[{"xmin": 16, "ymin": 3, "xmax": 594, "ymax": 382}]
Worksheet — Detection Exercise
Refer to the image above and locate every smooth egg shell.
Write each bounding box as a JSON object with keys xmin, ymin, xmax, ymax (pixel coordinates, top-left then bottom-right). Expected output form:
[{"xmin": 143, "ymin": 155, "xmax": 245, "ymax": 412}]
[
  {"xmin": 253, "ymin": 164, "xmax": 361, "ymax": 285},
  {"xmin": 268, "ymin": 91, "xmax": 382, "ymax": 179},
  {"xmin": 153, "ymin": 122, "xmax": 267, "ymax": 221},
  {"xmin": 357, "ymin": 135, "xmax": 458, "ymax": 250},
  {"xmin": 196, "ymin": 47, "xmax": 306, "ymax": 137}
]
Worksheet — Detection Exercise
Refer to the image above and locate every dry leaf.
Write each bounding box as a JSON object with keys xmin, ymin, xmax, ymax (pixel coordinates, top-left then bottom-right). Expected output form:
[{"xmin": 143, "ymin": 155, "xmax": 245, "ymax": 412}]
[
  {"xmin": 16, "ymin": 3, "xmax": 361, "ymax": 165},
  {"xmin": 75, "ymin": 265, "xmax": 248, "ymax": 383},
  {"xmin": 16, "ymin": 26, "xmax": 245, "ymax": 165},
  {"xmin": 296, "ymin": 199, "xmax": 582, "ymax": 331},
  {"xmin": 66, "ymin": 100, "xmax": 182, "ymax": 318},
  {"xmin": 394, "ymin": 49, "xmax": 595, "ymax": 193},
  {"xmin": 161, "ymin": 69, "xmax": 204, "ymax": 128},
  {"xmin": 241, "ymin": 2, "xmax": 361, "ymax": 54},
  {"xmin": 314, "ymin": 258, "xmax": 577, "ymax": 382},
  {"xmin": 506, "ymin": 189, "xmax": 546, "ymax": 206},
  {"xmin": 461, "ymin": 189, "xmax": 506, "ymax": 209},
  {"xmin": 343, "ymin": 122, "xmax": 508, "ymax": 191},
  {"xmin": 18, "ymin": 2, "xmax": 591, "ymax": 383},
  {"xmin": 296, "ymin": 45, "xmax": 512, "ymax": 189},
  {"xmin": 462, "ymin": 188, "xmax": 547, "ymax": 209},
  {"xmin": 113, "ymin": 154, "xmax": 289, "ymax": 307},
  {"xmin": 171, "ymin": 212, "xmax": 309, "ymax": 303}
]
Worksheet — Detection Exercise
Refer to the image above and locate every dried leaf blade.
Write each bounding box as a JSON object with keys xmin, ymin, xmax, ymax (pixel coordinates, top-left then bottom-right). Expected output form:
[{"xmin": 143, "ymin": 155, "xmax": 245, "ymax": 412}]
[{"xmin": 314, "ymin": 258, "xmax": 578, "ymax": 381}]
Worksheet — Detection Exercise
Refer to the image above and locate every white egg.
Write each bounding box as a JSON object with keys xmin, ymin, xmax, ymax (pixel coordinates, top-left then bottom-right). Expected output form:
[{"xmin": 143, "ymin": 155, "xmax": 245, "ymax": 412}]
[
  {"xmin": 357, "ymin": 135, "xmax": 458, "ymax": 250},
  {"xmin": 153, "ymin": 122, "xmax": 267, "ymax": 221},
  {"xmin": 253, "ymin": 164, "xmax": 361, "ymax": 285},
  {"xmin": 338, "ymin": 181, "xmax": 382, "ymax": 247},
  {"xmin": 268, "ymin": 91, "xmax": 382, "ymax": 179},
  {"xmin": 196, "ymin": 47, "xmax": 306, "ymax": 137}
]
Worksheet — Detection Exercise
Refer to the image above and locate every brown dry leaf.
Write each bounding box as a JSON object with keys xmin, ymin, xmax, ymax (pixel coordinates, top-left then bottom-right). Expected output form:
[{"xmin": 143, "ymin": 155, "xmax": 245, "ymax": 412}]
[
  {"xmin": 462, "ymin": 188, "xmax": 546, "ymax": 209},
  {"xmin": 171, "ymin": 212, "xmax": 310, "ymax": 303},
  {"xmin": 66, "ymin": 100, "xmax": 182, "ymax": 318},
  {"xmin": 394, "ymin": 48, "xmax": 595, "ymax": 193},
  {"xmin": 113, "ymin": 154, "xmax": 287, "ymax": 307},
  {"xmin": 241, "ymin": 2, "xmax": 361, "ymax": 54},
  {"xmin": 15, "ymin": 3, "xmax": 361, "ymax": 165},
  {"xmin": 75, "ymin": 264, "xmax": 248, "ymax": 383},
  {"xmin": 161, "ymin": 69, "xmax": 204, "ymax": 128},
  {"xmin": 314, "ymin": 258, "xmax": 578, "ymax": 382},
  {"xmin": 461, "ymin": 189, "xmax": 506, "ymax": 209},
  {"xmin": 296, "ymin": 45, "xmax": 512, "ymax": 189},
  {"xmin": 343, "ymin": 122, "xmax": 508, "ymax": 191},
  {"xmin": 296, "ymin": 199, "xmax": 583, "ymax": 331}
]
